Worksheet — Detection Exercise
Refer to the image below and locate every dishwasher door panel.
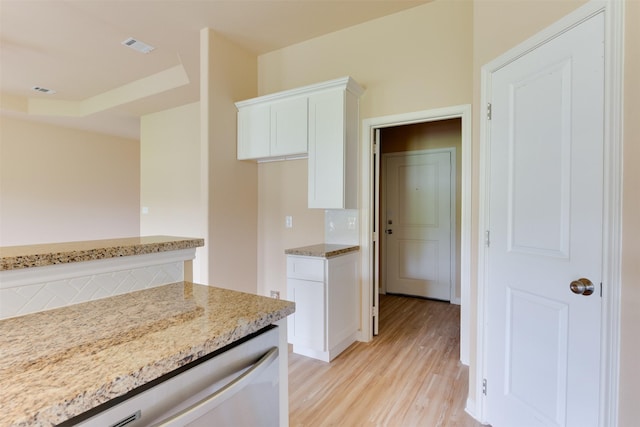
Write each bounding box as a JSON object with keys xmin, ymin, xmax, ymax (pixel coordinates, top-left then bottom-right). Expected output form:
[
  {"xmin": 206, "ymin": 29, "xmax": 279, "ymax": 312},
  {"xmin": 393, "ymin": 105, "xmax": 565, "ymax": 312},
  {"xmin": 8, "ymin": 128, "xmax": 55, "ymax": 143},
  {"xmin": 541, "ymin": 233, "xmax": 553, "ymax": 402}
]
[{"xmin": 75, "ymin": 326, "xmax": 279, "ymax": 427}]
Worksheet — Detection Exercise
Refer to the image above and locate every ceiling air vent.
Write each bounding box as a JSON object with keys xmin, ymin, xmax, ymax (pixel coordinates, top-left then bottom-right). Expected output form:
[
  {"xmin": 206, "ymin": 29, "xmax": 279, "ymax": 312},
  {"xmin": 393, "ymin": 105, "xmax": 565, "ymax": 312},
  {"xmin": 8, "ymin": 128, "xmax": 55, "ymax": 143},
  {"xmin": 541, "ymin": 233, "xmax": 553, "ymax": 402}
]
[
  {"xmin": 32, "ymin": 86, "xmax": 56, "ymax": 94},
  {"xmin": 121, "ymin": 37, "xmax": 155, "ymax": 54}
]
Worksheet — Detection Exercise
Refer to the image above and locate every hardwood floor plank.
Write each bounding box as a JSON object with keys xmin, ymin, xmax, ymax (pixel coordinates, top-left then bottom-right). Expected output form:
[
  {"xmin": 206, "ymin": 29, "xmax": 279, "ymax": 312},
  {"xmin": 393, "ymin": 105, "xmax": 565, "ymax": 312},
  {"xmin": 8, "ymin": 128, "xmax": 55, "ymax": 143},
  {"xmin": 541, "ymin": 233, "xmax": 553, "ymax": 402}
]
[{"xmin": 289, "ymin": 294, "xmax": 486, "ymax": 426}]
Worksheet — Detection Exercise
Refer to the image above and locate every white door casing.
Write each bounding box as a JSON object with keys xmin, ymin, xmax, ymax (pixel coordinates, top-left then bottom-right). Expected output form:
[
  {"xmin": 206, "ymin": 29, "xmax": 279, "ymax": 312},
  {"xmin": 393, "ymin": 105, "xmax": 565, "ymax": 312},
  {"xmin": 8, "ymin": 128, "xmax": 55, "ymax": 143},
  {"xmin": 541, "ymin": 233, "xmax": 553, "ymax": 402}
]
[
  {"xmin": 476, "ymin": 2, "xmax": 624, "ymax": 425},
  {"xmin": 383, "ymin": 150, "xmax": 455, "ymax": 301},
  {"xmin": 359, "ymin": 104, "xmax": 472, "ymax": 365},
  {"xmin": 373, "ymin": 129, "xmax": 381, "ymax": 336}
]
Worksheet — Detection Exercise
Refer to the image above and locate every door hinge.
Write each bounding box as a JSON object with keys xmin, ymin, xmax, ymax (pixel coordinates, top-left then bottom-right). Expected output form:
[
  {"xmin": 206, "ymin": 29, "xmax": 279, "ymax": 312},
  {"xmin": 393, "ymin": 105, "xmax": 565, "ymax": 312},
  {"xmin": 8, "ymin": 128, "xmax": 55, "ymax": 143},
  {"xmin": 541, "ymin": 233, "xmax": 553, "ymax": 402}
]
[
  {"xmin": 372, "ymin": 306, "xmax": 379, "ymax": 317},
  {"xmin": 482, "ymin": 379, "xmax": 488, "ymax": 395},
  {"xmin": 487, "ymin": 103, "xmax": 492, "ymax": 120},
  {"xmin": 485, "ymin": 230, "xmax": 491, "ymax": 247}
]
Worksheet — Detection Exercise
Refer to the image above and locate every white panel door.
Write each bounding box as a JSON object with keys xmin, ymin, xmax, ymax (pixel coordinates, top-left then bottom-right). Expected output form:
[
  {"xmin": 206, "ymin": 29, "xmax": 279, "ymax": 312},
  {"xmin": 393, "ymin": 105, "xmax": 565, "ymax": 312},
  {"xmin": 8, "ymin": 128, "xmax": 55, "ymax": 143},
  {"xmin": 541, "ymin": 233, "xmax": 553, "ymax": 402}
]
[
  {"xmin": 384, "ymin": 150, "xmax": 452, "ymax": 300},
  {"xmin": 485, "ymin": 12, "xmax": 604, "ymax": 427}
]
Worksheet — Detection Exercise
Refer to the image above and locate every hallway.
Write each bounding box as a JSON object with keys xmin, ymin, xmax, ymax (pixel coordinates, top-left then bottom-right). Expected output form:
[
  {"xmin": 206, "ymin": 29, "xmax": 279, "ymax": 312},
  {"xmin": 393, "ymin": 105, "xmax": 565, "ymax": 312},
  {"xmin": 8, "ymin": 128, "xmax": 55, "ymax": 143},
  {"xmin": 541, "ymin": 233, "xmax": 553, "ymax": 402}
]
[{"xmin": 289, "ymin": 294, "xmax": 485, "ymax": 426}]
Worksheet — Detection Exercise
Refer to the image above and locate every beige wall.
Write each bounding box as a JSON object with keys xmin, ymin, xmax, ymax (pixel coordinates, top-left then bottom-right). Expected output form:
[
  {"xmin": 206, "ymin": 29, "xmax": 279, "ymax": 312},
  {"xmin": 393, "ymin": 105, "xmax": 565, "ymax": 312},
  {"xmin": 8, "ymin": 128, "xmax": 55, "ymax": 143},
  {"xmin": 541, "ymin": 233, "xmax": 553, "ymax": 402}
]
[
  {"xmin": 256, "ymin": 0, "xmax": 473, "ymax": 300},
  {"xmin": 138, "ymin": 30, "xmax": 259, "ymax": 291},
  {"xmin": 257, "ymin": 159, "xmax": 324, "ymax": 297},
  {"xmin": 0, "ymin": 116, "xmax": 139, "ymax": 246},
  {"xmin": 257, "ymin": 0, "xmax": 639, "ymax": 423},
  {"xmin": 140, "ymin": 102, "xmax": 205, "ymax": 281},
  {"xmin": 620, "ymin": 0, "xmax": 640, "ymax": 424},
  {"xmin": 258, "ymin": 0, "xmax": 473, "ymax": 119},
  {"xmin": 204, "ymin": 30, "xmax": 260, "ymax": 293},
  {"xmin": 380, "ymin": 119, "xmax": 462, "ymax": 301}
]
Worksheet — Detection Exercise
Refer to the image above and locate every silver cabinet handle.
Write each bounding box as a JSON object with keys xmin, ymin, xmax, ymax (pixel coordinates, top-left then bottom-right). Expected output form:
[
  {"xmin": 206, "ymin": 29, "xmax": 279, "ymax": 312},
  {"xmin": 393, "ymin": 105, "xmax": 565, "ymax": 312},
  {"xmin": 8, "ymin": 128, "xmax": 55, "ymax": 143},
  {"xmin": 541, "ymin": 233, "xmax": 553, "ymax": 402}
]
[{"xmin": 152, "ymin": 346, "xmax": 279, "ymax": 426}]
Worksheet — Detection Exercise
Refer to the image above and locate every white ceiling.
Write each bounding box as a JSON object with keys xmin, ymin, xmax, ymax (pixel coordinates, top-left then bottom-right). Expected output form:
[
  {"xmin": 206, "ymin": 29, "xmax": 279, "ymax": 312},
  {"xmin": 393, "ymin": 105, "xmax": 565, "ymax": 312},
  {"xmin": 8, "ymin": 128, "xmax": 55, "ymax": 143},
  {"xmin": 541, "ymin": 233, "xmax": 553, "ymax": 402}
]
[{"xmin": 0, "ymin": 0, "xmax": 428, "ymax": 139}]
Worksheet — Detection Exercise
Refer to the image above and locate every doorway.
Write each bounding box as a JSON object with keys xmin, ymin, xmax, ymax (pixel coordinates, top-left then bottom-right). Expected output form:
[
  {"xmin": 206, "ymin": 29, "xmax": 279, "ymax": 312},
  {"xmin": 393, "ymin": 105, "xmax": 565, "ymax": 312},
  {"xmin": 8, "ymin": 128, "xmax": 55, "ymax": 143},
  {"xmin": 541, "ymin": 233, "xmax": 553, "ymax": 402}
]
[
  {"xmin": 379, "ymin": 122, "xmax": 458, "ymax": 302},
  {"xmin": 359, "ymin": 104, "xmax": 472, "ymax": 364}
]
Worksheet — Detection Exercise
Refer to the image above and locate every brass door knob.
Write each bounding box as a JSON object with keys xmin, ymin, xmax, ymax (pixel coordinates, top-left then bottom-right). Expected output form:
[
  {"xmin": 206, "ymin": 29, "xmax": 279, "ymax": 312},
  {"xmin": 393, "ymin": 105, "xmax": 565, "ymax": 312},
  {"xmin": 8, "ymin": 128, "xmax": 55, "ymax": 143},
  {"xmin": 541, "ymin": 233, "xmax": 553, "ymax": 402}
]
[{"xmin": 570, "ymin": 278, "xmax": 595, "ymax": 296}]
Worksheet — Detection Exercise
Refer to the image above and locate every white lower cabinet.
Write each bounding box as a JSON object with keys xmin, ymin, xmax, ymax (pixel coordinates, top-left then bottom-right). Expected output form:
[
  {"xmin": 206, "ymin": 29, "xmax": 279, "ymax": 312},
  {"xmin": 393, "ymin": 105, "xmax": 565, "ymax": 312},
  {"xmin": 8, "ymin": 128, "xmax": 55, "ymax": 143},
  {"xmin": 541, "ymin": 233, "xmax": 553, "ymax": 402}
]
[
  {"xmin": 288, "ymin": 278, "xmax": 325, "ymax": 351},
  {"xmin": 286, "ymin": 252, "xmax": 359, "ymax": 362}
]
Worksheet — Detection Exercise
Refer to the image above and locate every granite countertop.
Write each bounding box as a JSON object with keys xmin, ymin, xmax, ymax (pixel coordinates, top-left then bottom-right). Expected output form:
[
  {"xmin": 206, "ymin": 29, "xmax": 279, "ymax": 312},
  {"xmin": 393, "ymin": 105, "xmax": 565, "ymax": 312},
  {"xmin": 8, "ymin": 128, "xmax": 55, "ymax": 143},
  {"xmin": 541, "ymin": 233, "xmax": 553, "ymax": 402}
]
[
  {"xmin": 285, "ymin": 243, "xmax": 360, "ymax": 258},
  {"xmin": 0, "ymin": 282, "xmax": 295, "ymax": 426},
  {"xmin": 0, "ymin": 236, "xmax": 205, "ymax": 271}
]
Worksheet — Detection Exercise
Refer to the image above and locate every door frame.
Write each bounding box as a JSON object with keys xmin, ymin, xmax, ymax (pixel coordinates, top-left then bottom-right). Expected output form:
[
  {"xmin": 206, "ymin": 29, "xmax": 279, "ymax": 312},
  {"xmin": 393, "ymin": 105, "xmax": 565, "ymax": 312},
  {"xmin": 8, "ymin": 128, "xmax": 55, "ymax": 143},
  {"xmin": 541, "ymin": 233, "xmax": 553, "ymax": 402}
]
[
  {"xmin": 380, "ymin": 148, "xmax": 457, "ymax": 302},
  {"xmin": 359, "ymin": 104, "xmax": 472, "ymax": 365},
  {"xmin": 475, "ymin": 0, "xmax": 624, "ymax": 425}
]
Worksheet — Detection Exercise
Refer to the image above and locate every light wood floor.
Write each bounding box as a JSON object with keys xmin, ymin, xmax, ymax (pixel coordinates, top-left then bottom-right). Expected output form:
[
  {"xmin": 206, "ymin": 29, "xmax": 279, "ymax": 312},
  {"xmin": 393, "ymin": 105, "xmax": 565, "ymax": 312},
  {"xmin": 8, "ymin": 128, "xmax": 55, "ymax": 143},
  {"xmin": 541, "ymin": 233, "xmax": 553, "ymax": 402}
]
[{"xmin": 288, "ymin": 294, "xmax": 486, "ymax": 427}]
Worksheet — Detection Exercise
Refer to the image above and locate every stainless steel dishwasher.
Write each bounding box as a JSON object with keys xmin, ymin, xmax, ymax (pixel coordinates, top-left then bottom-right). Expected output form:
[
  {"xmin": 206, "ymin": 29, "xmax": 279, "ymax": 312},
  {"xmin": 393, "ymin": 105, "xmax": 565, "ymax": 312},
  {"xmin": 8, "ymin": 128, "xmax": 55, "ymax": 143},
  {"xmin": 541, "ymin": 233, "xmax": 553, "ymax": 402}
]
[{"xmin": 70, "ymin": 326, "xmax": 280, "ymax": 427}]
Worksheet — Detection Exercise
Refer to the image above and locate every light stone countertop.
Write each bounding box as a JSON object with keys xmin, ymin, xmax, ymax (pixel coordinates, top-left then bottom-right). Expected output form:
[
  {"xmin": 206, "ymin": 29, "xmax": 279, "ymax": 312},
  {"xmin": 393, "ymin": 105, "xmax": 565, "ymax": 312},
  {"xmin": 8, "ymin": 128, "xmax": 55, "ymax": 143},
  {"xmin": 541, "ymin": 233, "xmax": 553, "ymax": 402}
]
[
  {"xmin": 0, "ymin": 236, "xmax": 205, "ymax": 271},
  {"xmin": 285, "ymin": 243, "xmax": 360, "ymax": 258},
  {"xmin": 0, "ymin": 282, "xmax": 295, "ymax": 427}
]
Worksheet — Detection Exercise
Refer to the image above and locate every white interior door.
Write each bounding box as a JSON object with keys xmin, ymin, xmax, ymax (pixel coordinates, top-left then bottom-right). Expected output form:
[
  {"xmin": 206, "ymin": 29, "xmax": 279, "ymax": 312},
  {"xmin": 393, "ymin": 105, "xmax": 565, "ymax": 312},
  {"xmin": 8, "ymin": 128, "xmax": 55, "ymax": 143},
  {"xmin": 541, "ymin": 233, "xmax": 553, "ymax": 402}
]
[
  {"xmin": 384, "ymin": 150, "xmax": 453, "ymax": 300},
  {"xmin": 373, "ymin": 129, "xmax": 381, "ymax": 336},
  {"xmin": 484, "ymin": 11, "xmax": 604, "ymax": 427}
]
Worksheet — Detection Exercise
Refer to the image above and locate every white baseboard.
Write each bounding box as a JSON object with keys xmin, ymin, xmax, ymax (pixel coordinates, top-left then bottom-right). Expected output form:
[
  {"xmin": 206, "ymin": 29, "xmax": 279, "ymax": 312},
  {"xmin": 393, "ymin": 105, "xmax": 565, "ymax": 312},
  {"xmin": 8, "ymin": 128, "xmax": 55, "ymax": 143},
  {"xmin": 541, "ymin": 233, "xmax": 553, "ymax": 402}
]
[
  {"xmin": 466, "ymin": 396, "xmax": 490, "ymax": 425},
  {"xmin": 292, "ymin": 332, "xmax": 358, "ymax": 363}
]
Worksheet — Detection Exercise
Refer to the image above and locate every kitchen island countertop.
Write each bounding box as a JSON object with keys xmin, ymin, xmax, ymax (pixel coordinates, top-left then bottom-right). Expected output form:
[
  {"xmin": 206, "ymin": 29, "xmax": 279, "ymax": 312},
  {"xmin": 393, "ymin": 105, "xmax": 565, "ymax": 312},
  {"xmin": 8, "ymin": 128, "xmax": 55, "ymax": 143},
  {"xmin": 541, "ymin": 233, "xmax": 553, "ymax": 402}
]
[
  {"xmin": 0, "ymin": 235, "xmax": 204, "ymax": 271},
  {"xmin": 0, "ymin": 282, "xmax": 294, "ymax": 426},
  {"xmin": 284, "ymin": 243, "xmax": 359, "ymax": 258}
]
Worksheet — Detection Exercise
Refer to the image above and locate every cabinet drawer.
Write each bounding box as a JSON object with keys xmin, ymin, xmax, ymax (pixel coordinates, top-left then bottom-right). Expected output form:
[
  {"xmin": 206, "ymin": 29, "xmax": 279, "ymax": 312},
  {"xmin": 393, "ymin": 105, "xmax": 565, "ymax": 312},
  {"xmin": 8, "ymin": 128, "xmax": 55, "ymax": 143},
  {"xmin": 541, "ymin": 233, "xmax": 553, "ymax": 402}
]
[{"xmin": 287, "ymin": 256, "xmax": 325, "ymax": 281}]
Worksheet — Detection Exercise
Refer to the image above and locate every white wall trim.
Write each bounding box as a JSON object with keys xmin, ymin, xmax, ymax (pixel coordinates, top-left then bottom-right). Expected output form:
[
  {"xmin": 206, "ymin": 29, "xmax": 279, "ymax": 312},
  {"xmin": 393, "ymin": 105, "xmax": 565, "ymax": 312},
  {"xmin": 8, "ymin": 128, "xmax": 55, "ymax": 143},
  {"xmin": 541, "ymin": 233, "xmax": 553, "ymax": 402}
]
[
  {"xmin": 236, "ymin": 76, "xmax": 364, "ymax": 108},
  {"xmin": 475, "ymin": 1, "xmax": 623, "ymax": 424},
  {"xmin": 599, "ymin": 0, "xmax": 624, "ymax": 425},
  {"xmin": 475, "ymin": 61, "xmax": 491, "ymax": 422},
  {"xmin": 359, "ymin": 104, "xmax": 472, "ymax": 367},
  {"xmin": 465, "ymin": 397, "xmax": 477, "ymax": 421}
]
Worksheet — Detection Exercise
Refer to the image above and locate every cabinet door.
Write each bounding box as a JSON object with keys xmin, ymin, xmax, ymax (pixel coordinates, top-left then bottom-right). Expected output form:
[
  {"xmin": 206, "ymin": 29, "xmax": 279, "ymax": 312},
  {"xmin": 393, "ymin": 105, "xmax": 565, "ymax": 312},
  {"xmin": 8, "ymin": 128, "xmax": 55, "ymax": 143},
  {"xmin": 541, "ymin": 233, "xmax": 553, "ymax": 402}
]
[
  {"xmin": 327, "ymin": 253, "xmax": 359, "ymax": 349},
  {"xmin": 308, "ymin": 90, "xmax": 346, "ymax": 209},
  {"xmin": 271, "ymin": 97, "xmax": 308, "ymax": 157},
  {"xmin": 237, "ymin": 104, "xmax": 270, "ymax": 160},
  {"xmin": 287, "ymin": 278, "xmax": 325, "ymax": 351}
]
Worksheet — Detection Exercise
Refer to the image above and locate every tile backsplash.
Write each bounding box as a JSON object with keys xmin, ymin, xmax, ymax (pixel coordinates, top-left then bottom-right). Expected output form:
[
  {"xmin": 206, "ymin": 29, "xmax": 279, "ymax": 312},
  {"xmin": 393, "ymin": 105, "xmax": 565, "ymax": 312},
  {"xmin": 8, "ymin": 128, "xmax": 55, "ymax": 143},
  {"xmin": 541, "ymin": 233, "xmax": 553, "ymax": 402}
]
[
  {"xmin": 0, "ymin": 262, "xmax": 183, "ymax": 320},
  {"xmin": 325, "ymin": 209, "xmax": 359, "ymax": 245}
]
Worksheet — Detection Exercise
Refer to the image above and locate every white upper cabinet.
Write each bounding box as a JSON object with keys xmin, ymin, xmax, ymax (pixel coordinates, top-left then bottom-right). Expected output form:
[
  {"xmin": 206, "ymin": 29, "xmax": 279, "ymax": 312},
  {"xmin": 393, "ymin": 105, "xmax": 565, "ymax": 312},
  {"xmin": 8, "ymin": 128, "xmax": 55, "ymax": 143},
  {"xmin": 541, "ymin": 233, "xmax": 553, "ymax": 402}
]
[
  {"xmin": 270, "ymin": 97, "xmax": 308, "ymax": 157},
  {"xmin": 237, "ymin": 103, "xmax": 270, "ymax": 159},
  {"xmin": 237, "ymin": 97, "xmax": 308, "ymax": 160},
  {"xmin": 307, "ymin": 86, "xmax": 361, "ymax": 209},
  {"xmin": 236, "ymin": 77, "xmax": 364, "ymax": 208}
]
